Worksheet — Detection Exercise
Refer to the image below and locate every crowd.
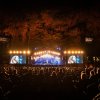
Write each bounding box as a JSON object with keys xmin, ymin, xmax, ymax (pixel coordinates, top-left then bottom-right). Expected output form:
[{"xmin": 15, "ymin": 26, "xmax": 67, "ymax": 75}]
[{"xmin": 0, "ymin": 64, "xmax": 100, "ymax": 100}]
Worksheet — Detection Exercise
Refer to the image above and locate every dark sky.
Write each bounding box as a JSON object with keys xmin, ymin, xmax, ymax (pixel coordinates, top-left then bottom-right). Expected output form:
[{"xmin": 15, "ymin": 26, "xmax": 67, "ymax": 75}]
[{"xmin": 0, "ymin": 0, "xmax": 100, "ymax": 12}]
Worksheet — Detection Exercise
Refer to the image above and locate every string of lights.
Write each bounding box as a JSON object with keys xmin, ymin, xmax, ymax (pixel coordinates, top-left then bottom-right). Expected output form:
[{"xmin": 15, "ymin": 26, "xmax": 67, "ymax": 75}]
[
  {"xmin": 64, "ymin": 50, "xmax": 84, "ymax": 54},
  {"xmin": 9, "ymin": 50, "xmax": 31, "ymax": 54}
]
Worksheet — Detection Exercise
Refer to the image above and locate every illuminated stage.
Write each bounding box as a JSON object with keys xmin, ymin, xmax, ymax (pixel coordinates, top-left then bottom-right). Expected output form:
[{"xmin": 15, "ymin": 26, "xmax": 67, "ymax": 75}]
[
  {"xmin": 31, "ymin": 50, "xmax": 62, "ymax": 65},
  {"xmin": 8, "ymin": 49, "xmax": 84, "ymax": 66}
]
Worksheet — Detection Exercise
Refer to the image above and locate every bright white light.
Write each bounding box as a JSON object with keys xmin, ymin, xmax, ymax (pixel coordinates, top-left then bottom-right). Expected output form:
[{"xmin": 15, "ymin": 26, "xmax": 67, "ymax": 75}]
[
  {"xmin": 55, "ymin": 56, "xmax": 60, "ymax": 60},
  {"xmin": 68, "ymin": 55, "xmax": 76, "ymax": 64},
  {"xmin": 10, "ymin": 55, "xmax": 19, "ymax": 64},
  {"xmin": 41, "ymin": 54, "xmax": 53, "ymax": 58}
]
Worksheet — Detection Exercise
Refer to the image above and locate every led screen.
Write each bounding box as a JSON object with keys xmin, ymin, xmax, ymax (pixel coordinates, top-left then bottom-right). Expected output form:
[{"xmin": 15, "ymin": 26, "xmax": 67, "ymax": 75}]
[
  {"xmin": 10, "ymin": 55, "xmax": 26, "ymax": 64},
  {"xmin": 31, "ymin": 54, "xmax": 61, "ymax": 65},
  {"xmin": 68, "ymin": 55, "xmax": 83, "ymax": 64}
]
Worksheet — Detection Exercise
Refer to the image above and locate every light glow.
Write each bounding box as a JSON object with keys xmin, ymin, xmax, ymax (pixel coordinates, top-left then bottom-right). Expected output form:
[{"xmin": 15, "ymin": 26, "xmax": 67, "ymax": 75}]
[
  {"xmin": 23, "ymin": 51, "xmax": 26, "ymax": 54},
  {"xmin": 64, "ymin": 50, "xmax": 84, "ymax": 54},
  {"xmin": 34, "ymin": 50, "xmax": 60, "ymax": 56},
  {"xmin": 13, "ymin": 51, "xmax": 16, "ymax": 54},
  {"xmin": 27, "ymin": 50, "xmax": 30, "ymax": 54},
  {"xmin": 77, "ymin": 51, "xmax": 81, "ymax": 54},
  {"xmin": 9, "ymin": 51, "xmax": 12, "ymax": 54},
  {"xmin": 16, "ymin": 51, "xmax": 19, "ymax": 54},
  {"xmin": 9, "ymin": 50, "xmax": 31, "ymax": 55},
  {"xmin": 68, "ymin": 51, "xmax": 71, "ymax": 54},
  {"xmin": 19, "ymin": 51, "xmax": 22, "ymax": 54}
]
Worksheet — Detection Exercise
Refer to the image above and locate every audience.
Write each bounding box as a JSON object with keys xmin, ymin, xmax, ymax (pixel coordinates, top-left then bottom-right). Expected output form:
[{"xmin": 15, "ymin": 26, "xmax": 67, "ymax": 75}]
[{"xmin": 0, "ymin": 64, "xmax": 99, "ymax": 100}]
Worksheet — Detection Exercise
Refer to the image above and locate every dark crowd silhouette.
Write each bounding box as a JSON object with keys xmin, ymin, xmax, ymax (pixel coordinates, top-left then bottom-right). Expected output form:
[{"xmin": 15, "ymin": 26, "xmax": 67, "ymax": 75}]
[{"xmin": 0, "ymin": 64, "xmax": 100, "ymax": 100}]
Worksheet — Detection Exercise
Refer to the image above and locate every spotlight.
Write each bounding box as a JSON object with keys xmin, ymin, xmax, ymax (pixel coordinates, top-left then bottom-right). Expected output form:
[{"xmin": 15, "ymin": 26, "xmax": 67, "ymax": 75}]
[
  {"xmin": 27, "ymin": 50, "xmax": 30, "ymax": 54},
  {"xmin": 23, "ymin": 51, "xmax": 26, "ymax": 54},
  {"xmin": 9, "ymin": 51, "xmax": 12, "ymax": 54},
  {"xmin": 34, "ymin": 53, "xmax": 36, "ymax": 55},
  {"xmin": 16, "ymin": 51, "xmax": 19, "ymax": 54},
  {"xmin": 13, "ymin": 51, "xmax": 16, "ymax": 54},
  {"xmin": 81, "ymin": 51, "xmax": 84, "ymax": 54},
  {"xmin": 72, "ymin": 51, "xmax": 74, "ymax": 54},
  {"xmin": 64, "ymin": 51, "xmax": 67, "ymax": 54},
  {"xmin": 19, "ymin": 51, "xmax": 22, "ymax": 54},
  {"xmin": 67, "ymin": 51, "xmax": 71, "ymax": 54},
  {"xmin": 78, "ymin": 51, "xmax": 81, "ymax": 54},
  {"xmin": 75, "ymin": 51, "xmax": 77, "ymax": 54}
]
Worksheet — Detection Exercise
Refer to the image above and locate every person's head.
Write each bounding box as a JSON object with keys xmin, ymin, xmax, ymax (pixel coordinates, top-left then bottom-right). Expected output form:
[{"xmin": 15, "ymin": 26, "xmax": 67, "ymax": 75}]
[
  {"xmin": 50, "ymin": 71, "xmax": 57, "ymax": 77},
  {"xmin": 89, "ymin": 70, "xmax": 95, "ymax": 78},
  {"xmin": 96, "ymin": 67, "xmax": 100, "ymax": 75},
  {"xmin": 81, "ymin": 71, "xmax": 87, "ymax": 80}
]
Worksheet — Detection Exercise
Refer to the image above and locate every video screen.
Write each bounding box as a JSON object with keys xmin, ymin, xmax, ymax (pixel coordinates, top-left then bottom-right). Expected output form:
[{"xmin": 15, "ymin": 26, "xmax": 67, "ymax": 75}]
[
  {"xmin": 10, "ymin": 55, "xmax": 26, "ymax": 64},
  {"xmin": 31, "ymin": 54, "xmax": 62, "ymax": 65},
  {"xmin": 68, "ymin": 55, "xmax": 83, "ymax": 64}
]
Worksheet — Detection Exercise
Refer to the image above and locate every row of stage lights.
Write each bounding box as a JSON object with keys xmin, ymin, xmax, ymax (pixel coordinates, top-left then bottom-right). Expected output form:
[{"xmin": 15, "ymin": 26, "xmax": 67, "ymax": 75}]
[
  {"xmin": 64, "ymin": 50, "xmax": 84, "ymax": 54},
  {"xmin": 9, "ymin": 50, "xmax": 31, "ymax": 54},
  {"xmin": 34, "ymin": 50, "xmax": 60, "ymax": 56},
  {"xmin": 9, "ymin": 50, "xmax": 84, "ymax": 55}
]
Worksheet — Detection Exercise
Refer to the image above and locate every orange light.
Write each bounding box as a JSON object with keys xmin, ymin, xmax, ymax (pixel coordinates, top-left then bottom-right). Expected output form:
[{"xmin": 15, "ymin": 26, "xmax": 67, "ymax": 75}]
[
  {"xmin": 34, "ymin": 53, "xmax": 36, "ymax": 55},
  {"xmin": 48, "ymin": 51, "xmax": 50, "ymax": 53},
  {"xmin": 67, "ymin": 51, "xmax": 71, "ymax": 54},
  {"xmin": 13, "ymin": 51, "xmax": 15, "ymax": 54},
  {"xmin": 58, "ymin": 53, "xmax": 60, "ymax": 55},
  {"xmin": 64, "ymin": 51, "xmax": 67, "ymax": 54},
  {"xmin": 9, "ymin": 51, "xmax": 12, "ymax": 54},
  {"xmin": 81, "ymin": 51, "xmax": 84, "ymax": 54},
  {"xmin": 40, "ymin": 52, "xmax": 42, "ymax": 54},
  {"xmin": 75, "ymin": 51, "xmax": 77, "ymax": 54},
  {"xmin": 27, "ymin": 50, "xmax": 30, "ymax": 54},
  {"xmin": 19, "ymin": 51, "xmax": 22, "ymax": 54},
  {"xmin": 16, "ymin": 51, "xmax": 19, "ymax": 54},
  {"xmin": 78, "ymin": 51, "xmax": 81, "ymax": 54},
  {"xmin": 23, "ymin": 51, "xmax": 26, "ymax": 54},
  {"xmin": 72, "ymin": 51, "xmax": 74, "ymax": 54}
]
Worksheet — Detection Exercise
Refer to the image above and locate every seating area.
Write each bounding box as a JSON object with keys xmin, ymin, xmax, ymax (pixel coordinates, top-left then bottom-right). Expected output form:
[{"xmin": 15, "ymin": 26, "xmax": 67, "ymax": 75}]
[{"xmin": 0, "ymin": 64, "xmax": 100, "ymax": 100}]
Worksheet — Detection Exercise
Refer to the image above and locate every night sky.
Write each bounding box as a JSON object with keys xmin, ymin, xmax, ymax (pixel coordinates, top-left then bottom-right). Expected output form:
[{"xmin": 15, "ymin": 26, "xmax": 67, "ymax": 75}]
[{"xmin": 0, "ymin": 0, "xmax": 100, "ymax": 12}]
